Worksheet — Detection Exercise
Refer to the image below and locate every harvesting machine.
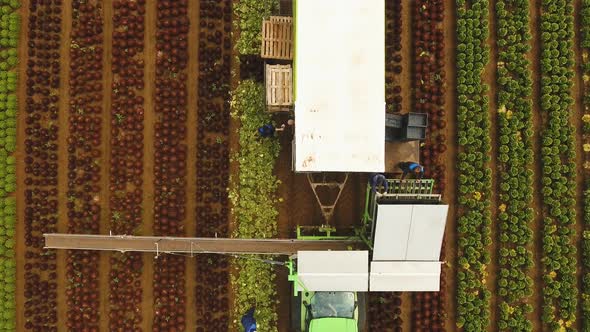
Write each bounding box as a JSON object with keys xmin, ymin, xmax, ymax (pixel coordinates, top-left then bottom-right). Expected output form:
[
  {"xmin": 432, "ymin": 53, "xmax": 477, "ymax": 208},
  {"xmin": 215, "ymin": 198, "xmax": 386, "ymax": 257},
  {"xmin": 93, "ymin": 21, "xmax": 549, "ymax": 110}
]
[{"xmin": 44, "ymin": 1, "xmax": 449, "ymax": 332}]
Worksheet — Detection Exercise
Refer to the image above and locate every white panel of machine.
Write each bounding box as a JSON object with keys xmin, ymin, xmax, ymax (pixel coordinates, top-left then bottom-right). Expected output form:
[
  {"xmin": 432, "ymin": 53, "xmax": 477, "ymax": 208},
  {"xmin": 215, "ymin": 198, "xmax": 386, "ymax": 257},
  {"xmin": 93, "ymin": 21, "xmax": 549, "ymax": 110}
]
[
  {"xmin": 369, "ymin": 261, "xmax": 441, "ymax": 292},
  {"xmin": 297, "ymin": 251, "xmax": 369, "ymax": 292},
  {"xmin": 372, "ymin": 205, "xmax": 413, "ymax": 261},
  {"xmin": 294, "ymin": 0, "xmax": 385, "ymax": 172},
  {"xmin": 406, "ymin": 205, "xmax": 448, "ymax": 260}
]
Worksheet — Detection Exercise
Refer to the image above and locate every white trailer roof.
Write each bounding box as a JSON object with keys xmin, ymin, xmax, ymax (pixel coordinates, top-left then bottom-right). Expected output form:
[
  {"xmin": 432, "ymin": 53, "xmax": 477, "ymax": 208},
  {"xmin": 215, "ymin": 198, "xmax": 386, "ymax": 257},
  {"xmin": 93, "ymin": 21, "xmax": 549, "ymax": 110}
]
[
  {"xmin": 297, "ymin": 251, "xmax": 369, "ymax": 292},
  {"xmin": 372, "ymin": 204, "xmax": 448, "ymax": 261},
  {"xmin": 369, "ymin": 261, "xmax": 441, "ymax": 291},
  {"xmin": 293, "ymin": 0, "xmax": 385, "ymax": 172}
]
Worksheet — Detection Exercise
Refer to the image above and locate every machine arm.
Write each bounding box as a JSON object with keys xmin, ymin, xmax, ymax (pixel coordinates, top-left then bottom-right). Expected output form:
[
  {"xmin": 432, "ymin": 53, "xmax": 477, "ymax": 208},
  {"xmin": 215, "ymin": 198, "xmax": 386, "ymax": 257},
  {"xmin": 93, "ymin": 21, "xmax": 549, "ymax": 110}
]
[{"xmin": 43, "ymin": 233, "xmax": 361, "ymax": 256}]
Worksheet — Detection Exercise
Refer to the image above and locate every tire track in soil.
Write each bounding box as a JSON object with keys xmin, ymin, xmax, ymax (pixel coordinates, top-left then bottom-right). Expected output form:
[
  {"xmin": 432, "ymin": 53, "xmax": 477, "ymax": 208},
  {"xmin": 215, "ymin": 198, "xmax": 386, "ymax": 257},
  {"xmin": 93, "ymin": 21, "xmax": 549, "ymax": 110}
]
[
  {"xmin": 16, "ymin": 0, "xmax": 31, "ymax": 330},
  {"xmin": 486, "ymin": 1, "xmax": 499, "ymax": 330},
  {"xmin": 529, "ymin": 0, "xmax": 544, "ymax": 328},
  {"xmin": 443, "ymin": 0, "xmax": 457, "ymax": 328},
  {"xmin": 140, "ymin": 0, "xmax": 156, "ymax": 329},
  {"xmin": 573, "ymin": 0, "xmax": 585, "ymax": 329},
  {"xmin": 56, "ymin": 1, "xmax": 72, "ymax": 331},
  {"xmin": 185, "ymin": 0, "xmax": 199, "ymax": 330},
  {"xmin": 99, "ymin": 0, "xmax": 113, "ymax": 331}
]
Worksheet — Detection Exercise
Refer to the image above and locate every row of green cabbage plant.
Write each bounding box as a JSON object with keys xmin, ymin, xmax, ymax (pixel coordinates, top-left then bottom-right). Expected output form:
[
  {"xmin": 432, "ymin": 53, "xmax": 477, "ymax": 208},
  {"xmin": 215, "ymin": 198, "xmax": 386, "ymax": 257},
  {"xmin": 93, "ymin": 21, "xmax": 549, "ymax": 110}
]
[
  {"xmin": 455, "ymin": 1, "xmax": 492, "ymax": 330},
  {"xmin": 538, "ymin": 0, "xmax": 577, "ymax": 330},
  {"xmin": 495, "ymin": 1, "xmax": 535, "ymax": 330},
  {"xmin": 0, "ymin": 0, "xmax": 18, "ymax": 330}
]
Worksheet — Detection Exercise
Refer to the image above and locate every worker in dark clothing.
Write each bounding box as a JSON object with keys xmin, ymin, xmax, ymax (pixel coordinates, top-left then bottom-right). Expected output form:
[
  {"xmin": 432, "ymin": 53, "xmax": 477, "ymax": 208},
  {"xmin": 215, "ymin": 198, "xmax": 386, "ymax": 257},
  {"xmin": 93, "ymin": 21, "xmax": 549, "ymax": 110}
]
[
  {"xmin": 241, "ymin": 307, "xmax": 257, "ymax": 332},
  {"xmin": 398, "ymin": 161, "xmax": 424, "ymax": 179},
  {"xmin": 258, "ymin": 124, "xmax": 275, "ymax": 138},
  {"xmin": 370, "ymin": 173, "xmax": 389, "ymax": 194}
]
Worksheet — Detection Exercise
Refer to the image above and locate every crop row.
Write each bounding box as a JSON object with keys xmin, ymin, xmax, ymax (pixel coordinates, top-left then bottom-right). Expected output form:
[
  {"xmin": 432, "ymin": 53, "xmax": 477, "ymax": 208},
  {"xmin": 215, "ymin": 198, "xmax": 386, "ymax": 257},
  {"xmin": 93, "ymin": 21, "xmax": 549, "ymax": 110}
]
[
  {"xmin": 368, "ymin": 292, "xmax": 402, "ymax": 331},
  {"xmin": 538, "ymin": 1, "xmax": 577, "ymax": 330},
  {"xmin": 195, "ymin": 0, "xmax": 232, "ymax": 330},
  {"xmin": 385, "ymin": 0, "xmax": 402, "ymax": 113},
  {"xmin": 581, "ymin": 1, "xmax": 590, "ymax": 329},
  {"xmin": 23, "ymin": 0, "xmax": 60, "ymax": 329},
  {"xmin": 229, "ymin": 80, "xmax": 281, "ymax": 332},
  {"xmin": 233, "ymin": 0, "xmax": 277, "ymax": 56},
  {"xmin": 66, "ymin": 1, "xmax": 104, "ymax": 329},
  {"xmin": 494, "ymin": 1, "xmax": 535, "ymax": 331},
  {"xmin": 415, "ymin": 0, "xmax": 446, "ymax": 193},
  {"xmin": 0, "ymin": 0, "xmax": 17, "ymax": 330},
  {"xmin": 412, "ymin": 1, "xmax": 446, "ymax": 330},
  {"xmin": 152, "ymin": 0, "xmax": 189, "ymax": 330},
  {"xmin": 108, "ymin": 0, "xmax": 146, "ymax": 330},
  {"xmin": 455, "ymin": 0, "xmax": 492, "ymax": 330}
]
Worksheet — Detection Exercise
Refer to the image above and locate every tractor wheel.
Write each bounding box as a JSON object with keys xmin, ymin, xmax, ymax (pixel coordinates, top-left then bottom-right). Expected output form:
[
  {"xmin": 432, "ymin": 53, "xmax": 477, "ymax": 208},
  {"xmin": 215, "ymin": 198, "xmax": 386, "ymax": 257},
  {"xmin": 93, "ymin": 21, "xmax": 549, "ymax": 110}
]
[
  {"xmin": 357, "ymin": 292, "xmax": 367, "ymax": 332},
  {"xmin": 290, "ymin": 293, "xmax": 302, "ymax": 332}
]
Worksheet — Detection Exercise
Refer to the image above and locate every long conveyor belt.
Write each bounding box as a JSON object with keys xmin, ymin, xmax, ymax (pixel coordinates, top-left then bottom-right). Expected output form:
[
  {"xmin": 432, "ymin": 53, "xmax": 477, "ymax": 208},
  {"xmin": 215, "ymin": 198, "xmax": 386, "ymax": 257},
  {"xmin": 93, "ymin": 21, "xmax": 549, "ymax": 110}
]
[{"xmin": 43, "ymin": 233, "xmax": 362, "ymax": 255}]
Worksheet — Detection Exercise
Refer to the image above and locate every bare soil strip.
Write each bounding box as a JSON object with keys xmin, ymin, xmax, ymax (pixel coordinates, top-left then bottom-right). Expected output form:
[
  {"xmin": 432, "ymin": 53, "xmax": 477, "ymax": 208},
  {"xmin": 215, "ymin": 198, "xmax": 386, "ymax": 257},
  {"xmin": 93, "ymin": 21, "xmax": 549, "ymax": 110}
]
[
  {"xmin": 443, "ymin": 0, "xmax": 458, "ymax": 328},
  {"xmin": 185, "ymin": 0, "xmax": 199, "ymax": 329},
  {"xmin": 99, "ymin": 1, "xmax": 113, "ymax": 331},
  {"xmin": 529, "ymin": 0, "xmax": 544, "ymax": 328},
  {"xmin": 573, "ymin": 0, "xmax": 585, "ymax": 329},
  {"xmin": 140, "ymin": 0, "xmax": 156, "ymax": 330},
  {"xmin": 487, "ymin": 1, "xmax": 499, "ymax": 330},
  {"xmin": 55, "ymin": 0, "xmax": 71, "ymax": 330},
  {"xmin": 15, "ymin": 0, "xmax": 30, "ymax": 330}
]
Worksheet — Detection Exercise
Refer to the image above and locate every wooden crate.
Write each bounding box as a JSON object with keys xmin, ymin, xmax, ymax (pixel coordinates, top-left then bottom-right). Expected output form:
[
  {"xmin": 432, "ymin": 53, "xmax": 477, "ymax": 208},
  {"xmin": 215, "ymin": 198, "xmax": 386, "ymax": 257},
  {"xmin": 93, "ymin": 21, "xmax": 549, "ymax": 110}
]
[
  {"xmin": 265, "ymin": 64, "xmax": 293, "ymax": 111},
  {"xmin": 261, "ymin": 16, "xmax": 293, "ymax": 60}
]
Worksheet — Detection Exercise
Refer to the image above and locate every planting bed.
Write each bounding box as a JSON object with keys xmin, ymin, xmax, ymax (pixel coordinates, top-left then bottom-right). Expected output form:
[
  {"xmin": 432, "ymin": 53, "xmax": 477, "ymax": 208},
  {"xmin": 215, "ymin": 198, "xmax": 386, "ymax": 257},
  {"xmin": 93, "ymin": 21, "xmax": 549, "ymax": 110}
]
[
  {"xmin": 108, "ymin": 0, "xmax": 145, "ymax": 330},
  {"xmin": 11, "ymin": 0, "xmax": 590, "ymax": 331},
  {"xmin": 194, "ymin": 0, "xmax": 232, "ymax": 331}
]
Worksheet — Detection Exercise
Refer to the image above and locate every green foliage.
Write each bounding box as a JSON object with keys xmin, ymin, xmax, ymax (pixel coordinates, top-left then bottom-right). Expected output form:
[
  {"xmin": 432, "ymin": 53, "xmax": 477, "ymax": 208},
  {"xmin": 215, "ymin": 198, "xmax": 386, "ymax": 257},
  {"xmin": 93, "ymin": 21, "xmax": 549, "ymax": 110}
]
[
  {"xmin": 231, "ymin": 258, "xmax": 279, "ymax": 332},
  {"xmin": 229, "ymin": 80, "xmax": 281, "ymax": 238},
  {"xmin": 229, "ymin": 80, "xmax": 280, "ymax": 332},
  {"xmin": 538, "ymin": 1, "xmax": 577, "ymax": 330},
  {"xmin": 234, "ymin": 0, "xmax": 280, "ymax": 55},
  {"xmin": 495, "ymin": 1, "xmax": 534, "ymax": 330},
  {"xmin": 455, "ymin": 1, "xmax": 491, "ymax": 331},
  {"xmin": 0, "ymin": 2, "xmax": 17, "ymax": 329}
]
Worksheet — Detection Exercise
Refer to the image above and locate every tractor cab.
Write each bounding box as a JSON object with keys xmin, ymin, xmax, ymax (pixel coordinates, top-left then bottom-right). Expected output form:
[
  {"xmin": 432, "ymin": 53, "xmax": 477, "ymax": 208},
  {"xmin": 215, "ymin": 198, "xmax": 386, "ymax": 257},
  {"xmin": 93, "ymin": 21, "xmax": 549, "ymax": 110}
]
[{"xmin": 299, "ymin": 291, "xmax": 363, "ymax": 332}]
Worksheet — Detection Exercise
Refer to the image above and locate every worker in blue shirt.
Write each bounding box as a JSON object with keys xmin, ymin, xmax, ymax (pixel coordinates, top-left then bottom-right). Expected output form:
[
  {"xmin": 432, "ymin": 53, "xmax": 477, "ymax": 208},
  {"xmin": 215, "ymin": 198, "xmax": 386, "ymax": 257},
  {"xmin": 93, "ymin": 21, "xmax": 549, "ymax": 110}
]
[
  {"xmin": 241, "ymin": 307, "xmax": 257, "ymax": 332},
  {"xmin": 398, "ymin": 161, "xmax": 424, "ymax": 179},
  {"xmin": 370, "ymin": 173, "xmax": 389, "ymax": 194},
  {"xmin": 258, "ymin": 124, "xmax": 276, "ymax": 138}
]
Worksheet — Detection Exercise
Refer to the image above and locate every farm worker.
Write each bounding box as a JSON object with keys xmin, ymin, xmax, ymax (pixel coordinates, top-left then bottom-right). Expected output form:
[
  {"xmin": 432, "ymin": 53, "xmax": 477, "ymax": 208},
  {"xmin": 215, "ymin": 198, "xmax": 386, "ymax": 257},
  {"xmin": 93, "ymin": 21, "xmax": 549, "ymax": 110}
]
[
  {"xmin": 370, "ymin": 173, "xmax": 389, "ymax": 194},
  {"xmin": 398, "ymin": 161, "xmax": 424, "ymax": 179},
  {"xmin": 241, "ymin": 307, "xmax": 257, "ymax": 332},
  {"xmin": 258, "ymin": 124, "xmax": 275, "ymax": 138},
  {"xmin": 276, "ymin": 118, "xmax": 295, "ymax": 132}
]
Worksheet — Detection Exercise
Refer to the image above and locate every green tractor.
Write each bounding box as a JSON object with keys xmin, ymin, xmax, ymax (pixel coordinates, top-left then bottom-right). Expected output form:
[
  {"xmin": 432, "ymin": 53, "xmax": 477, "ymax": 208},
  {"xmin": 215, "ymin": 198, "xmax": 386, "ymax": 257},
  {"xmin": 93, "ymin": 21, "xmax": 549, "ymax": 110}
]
[{"xmin": 292, "ymin": 291, "xmax": 366, "ymax": 332}]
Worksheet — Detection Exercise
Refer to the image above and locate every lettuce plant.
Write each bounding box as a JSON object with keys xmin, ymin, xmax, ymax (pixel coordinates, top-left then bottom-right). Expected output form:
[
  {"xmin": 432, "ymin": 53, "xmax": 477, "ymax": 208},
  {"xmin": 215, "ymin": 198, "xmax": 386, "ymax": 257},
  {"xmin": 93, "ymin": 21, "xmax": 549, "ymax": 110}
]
[
  {"xmin": 229, "ymin": 80, "xmax": 280, "ymax": 332},
  {"xmin": 455, "ymin": 1, "xmax": 491, "ymax": 330},
  {"xmin": 495, "ymin": 1, "xmax": 534, "ymax": 330}
]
